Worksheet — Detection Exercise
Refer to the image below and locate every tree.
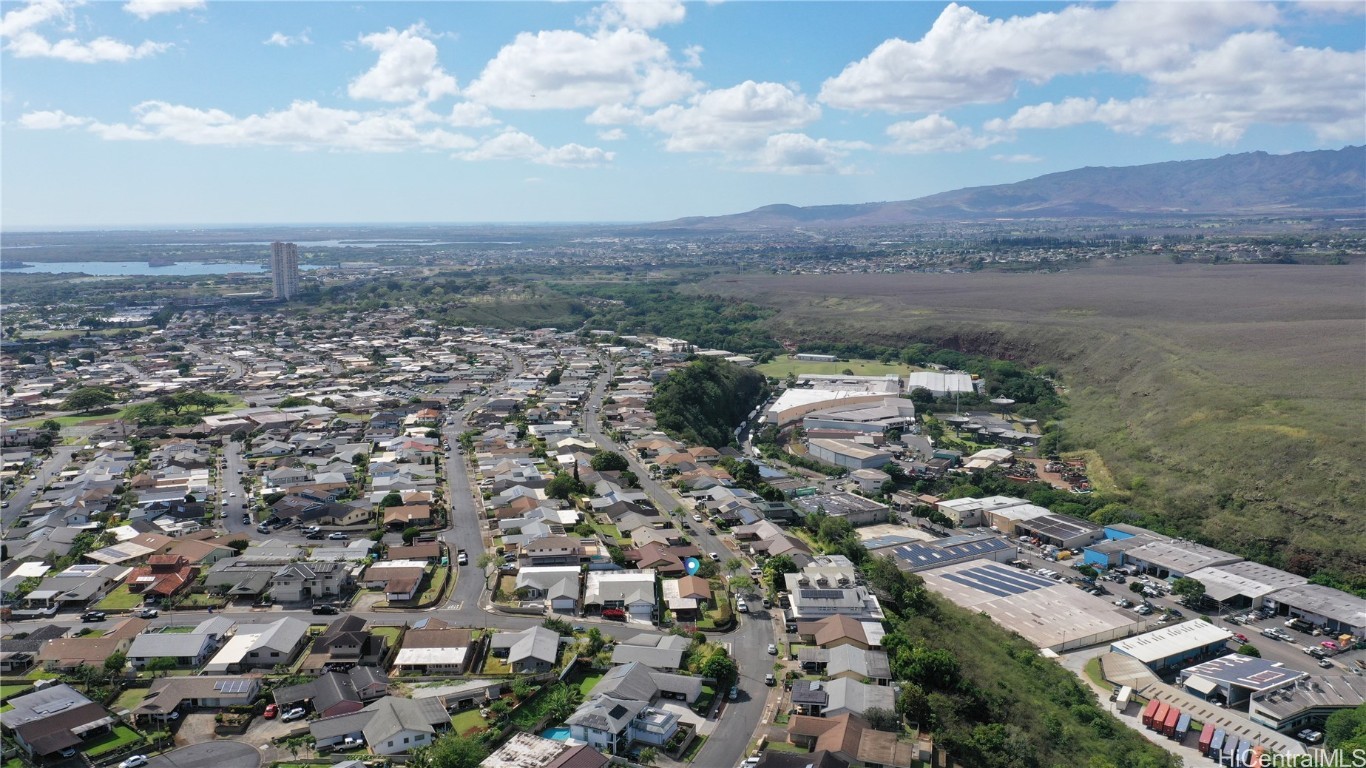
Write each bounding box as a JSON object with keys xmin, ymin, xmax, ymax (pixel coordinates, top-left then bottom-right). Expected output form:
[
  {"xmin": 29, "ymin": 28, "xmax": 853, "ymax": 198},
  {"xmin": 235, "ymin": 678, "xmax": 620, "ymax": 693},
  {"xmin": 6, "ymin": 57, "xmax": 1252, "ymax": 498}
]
[
  {"xmin": 477, "ymin": 553, "xmax": 494, "ymax": 569},
  {"xmin": 402, "ymin": 526, "xmax": 421, "ymax": 545},
  {"xmin": 409, "ymin": 731, "xmax": 489, "ymax": 768},
  {"xmin": 1171, "ymin": 577, "xmax": 1206, "ymax": 604},
  {"xmin": 1076, "ymin": 565, "xmax": 1098, "ymax": 579},
  {"xmin": 184, "ymin": 492, "xmax": 196, "ymax": 503},
  {"xmin": 61, "ymin": 387, "xmax": 115, "ymax": 413},
  {"xmin": 1129, "ymin": 582, "xmax": 1147, "ymax": 595},
  {"xmin": 379, "ymin": 491, "xmax": 403, "ymax": 508},
  {"xmin": 227, "ymin": 538, "xmax": 250, "ymax": 554},
  {"xmin": 764, "ymin": 554, "xmax": 799, "ymax": 592},
  {"xmin": 723, "ymin": 557, "xmax": 745, "ymax": 575},
  {"xmin": 543, "ymin": 616, "xmax": 574, "ymax": 635},
  {"xmin": 546, "ymin": 471, "xmax": 586, "ymax": 500},
  {"xmin": 637, "ymin": 747, "xmax": 658, "ymax": 766},
  {"xmin": 584, "ymin": 627, "xmax": 606, "ymax": 656},
  {"xmin": 730, "ymin": 575, "xmax": 755, "ymax": 595},
  {"xmin": 1237, "ymin": 644, "xmax": 1261, "ymax": 658},
  {"xmin": 39, "ymin": 419, "xmax": 61, "ymax": 433},
  {"xmin": 863, "ymin": 706, "xmax": 901, "ymax": 732},
  {"xmin": 145, "ymin": 657, "xmax": 178, "ymax": 674},
  {"xmin": 590, "ymin": 451, "xmax": 630, "ymax": 472},
  {"xmin": 700, "ymin": 649, "xmax": 737, "ymax": 685},
  {"xmin": 104, "ymin": 652, "xmax": 127, "ymax": 677}
]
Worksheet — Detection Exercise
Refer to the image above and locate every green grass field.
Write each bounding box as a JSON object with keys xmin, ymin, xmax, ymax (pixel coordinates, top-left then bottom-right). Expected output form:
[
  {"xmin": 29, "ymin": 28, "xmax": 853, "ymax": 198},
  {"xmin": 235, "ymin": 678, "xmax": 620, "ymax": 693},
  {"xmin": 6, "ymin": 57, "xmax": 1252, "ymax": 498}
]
[
  {"xmin": 95, "ymin": 585, "xmax": 144, "ymax": 611},
  {"xmin": 449, "ymin": 708, "xmax": 489, "ymax": 737},
  {"xmin": 0, "ymin": 684, "xmax": 33, "ymax": 701},
  {"xmin": 113, "ymin": 687, "xmax": 148, "ymax": 713},
  {"xmin": 756, "ymin": 358, "xmax": 914, "ymax": 379},
  {"xmin": 82, "ymin": 724, "xmax": 143, "ymax": 758}
]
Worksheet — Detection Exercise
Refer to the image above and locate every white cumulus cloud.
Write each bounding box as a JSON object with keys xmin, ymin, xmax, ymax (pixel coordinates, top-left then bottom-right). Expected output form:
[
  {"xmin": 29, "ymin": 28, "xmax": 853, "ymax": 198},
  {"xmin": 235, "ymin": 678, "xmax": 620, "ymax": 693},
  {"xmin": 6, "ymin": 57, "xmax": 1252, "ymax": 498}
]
[
  {"xmin": 460, "ymin": 129, "xmax": 614, "ymax": 167},
  {"xmin": 264, "ymin": 30, "xmax": 311, "ymax": 47},
  {"xmin": 21, "ymin": 100, "xmax": 480, "ymax": 153},
  {"xmin": 122, "ymin": 0, "xmax": 203, "ymax": 20},
  {"xmin": 2, "ymin": 0, "xmax": 169, "ymax": 62},
  {"xmin": 886, "ymin": 114, "xmax": 1002, "ymax": 153},
  {"xmin": 348, "ymin": 22, "xmax": 459, "ymax": 104},
  {"xmin": 987, "ymin": 32, "xmax": 1365, "ymax": 144},
  {"xmin": 820, "ymin": 1, "xmax": 1279, "ymax": 113},
  {"xmin": 465, "ymin": 27, "xmax": 699, "ymax": 110},
  {"xmin": 747, "ymin": 133, "xmax": 861, "ymax": 175},
  {"xmin": 588, "ymin": 0, "xmax": 686, "ymax": 31},
  {"xmin": 641, "ymin": 80, "xmax": 821, "ymax": 153},
  {"xmin": 992, "ymin": 153, "xmax": 1043, "ymax": 164}
]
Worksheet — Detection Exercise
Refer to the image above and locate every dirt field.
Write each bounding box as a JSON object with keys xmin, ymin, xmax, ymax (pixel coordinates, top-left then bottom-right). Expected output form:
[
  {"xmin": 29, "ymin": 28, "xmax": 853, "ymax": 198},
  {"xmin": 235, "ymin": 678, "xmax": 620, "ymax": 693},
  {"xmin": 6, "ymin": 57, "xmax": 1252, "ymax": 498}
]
[{"xmin": 701, "ymin": 259, "xmax": 1366, "ymax": 581}]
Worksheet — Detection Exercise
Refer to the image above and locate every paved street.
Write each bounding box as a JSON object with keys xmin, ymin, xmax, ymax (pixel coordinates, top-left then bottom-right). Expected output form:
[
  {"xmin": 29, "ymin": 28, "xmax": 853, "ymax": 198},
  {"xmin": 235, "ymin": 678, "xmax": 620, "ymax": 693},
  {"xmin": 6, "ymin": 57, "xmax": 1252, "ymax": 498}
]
[
  {"xmin": 1, "ymin": 444, "xmax": 80, "ymax": 538},
  {"xmin": 147, "ymin": 741, "xmax": 260, "ymax": 768}
]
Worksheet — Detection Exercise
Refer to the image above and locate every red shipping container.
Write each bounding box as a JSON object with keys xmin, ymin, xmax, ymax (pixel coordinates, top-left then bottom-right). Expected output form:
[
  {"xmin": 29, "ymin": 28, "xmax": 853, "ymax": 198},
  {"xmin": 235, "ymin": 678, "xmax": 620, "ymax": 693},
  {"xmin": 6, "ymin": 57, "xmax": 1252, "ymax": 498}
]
[
  {"xmin": 1198, "ymin": 723, "xmax": 1215, "ymax": 753},
  {"xmin": 1141, "ymin": 699, "xmax": 1160, "ymax": 727},
  {"xmin": 1163, "ymin": 708, "xmax": 1181, "ymax": 737},
  {"xmin": 1151, "ymin": 702, "xmax": 1170, "ymax": 731}
]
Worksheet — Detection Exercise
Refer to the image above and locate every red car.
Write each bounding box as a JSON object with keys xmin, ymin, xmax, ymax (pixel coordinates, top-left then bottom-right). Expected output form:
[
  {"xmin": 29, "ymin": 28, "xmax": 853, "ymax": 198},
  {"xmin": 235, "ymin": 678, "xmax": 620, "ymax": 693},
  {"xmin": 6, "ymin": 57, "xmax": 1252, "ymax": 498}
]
[
  {"xmin": 263, "ymin": 704, "xmax": 278, "ymax": 719},
  {"xmin": 1234, "ymin": 633, "xmax": 1248, "ymax": 643}
]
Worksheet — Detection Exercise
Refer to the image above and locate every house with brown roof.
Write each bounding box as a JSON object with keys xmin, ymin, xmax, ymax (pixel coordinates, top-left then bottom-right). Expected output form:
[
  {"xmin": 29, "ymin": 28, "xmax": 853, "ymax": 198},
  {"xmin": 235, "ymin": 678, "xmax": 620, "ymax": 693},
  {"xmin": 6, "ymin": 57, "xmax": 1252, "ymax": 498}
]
[
  {"xmin": 386, "ymin": 542, "xmax": 442, "ymax": 563},
  {"xmin": 384, "ymin": 504, "xmax": 433, "ymax": 529},
  {"xmin": 392, "ymin": 619, "xmax": 476, "ymax": 675},
  {"xmin": 125, "ymin": 554, "xmax": 197, "ymax": 599},
  {"xmin": 37, "ymin": 617, "xmax": 149, "ymax": 671},
  {"xmin": 0, "ymin": 684, "xmax": 116, "ymax": 758},
  {"xmin": 300, "ymin": 615, "xmax": 394, "ymax": 673},
  {"xmin": 786, "ymin": 713, "xmax": 923, "ymax": 768},
  {"xmin": 796, "ymin": 615, "xmax": 885, "ymax": 651},
  {"xmin": 160, "ymin": 537, "xmax": 235, "ymax": 566},
  {"xmin": 624, "ymin": 542, "xmax": 684, "ymax": 575}
]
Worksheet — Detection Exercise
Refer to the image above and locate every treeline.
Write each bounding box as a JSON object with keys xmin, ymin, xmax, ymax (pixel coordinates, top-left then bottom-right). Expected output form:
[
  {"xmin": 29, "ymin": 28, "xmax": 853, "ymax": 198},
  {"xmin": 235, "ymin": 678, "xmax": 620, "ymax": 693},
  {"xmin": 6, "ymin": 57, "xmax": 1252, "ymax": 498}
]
[
  {"xmin": 557, "ymin": 282, "xmax": 783, "ymax": 355},
  {"xmin": 649, "ymin": 358, "xmax": 768, "ymax": 447}
]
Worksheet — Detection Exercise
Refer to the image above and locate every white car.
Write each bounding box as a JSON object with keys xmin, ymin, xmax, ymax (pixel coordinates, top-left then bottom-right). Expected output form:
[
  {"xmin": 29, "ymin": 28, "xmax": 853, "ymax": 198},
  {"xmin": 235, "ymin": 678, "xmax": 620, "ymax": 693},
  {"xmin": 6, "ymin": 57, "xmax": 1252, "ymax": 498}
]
[
  {"xmin": 693, "ymin": 514, "xmax": 703, "ymax": 522},
  {"xmin": 709, "ymin": 552, "xmax": 721, "ymax": 562},
  {"xmin": 281, "ymin": 707, "xmax": 307, "ymax": 722},
  {"xmin": 119, "ymin": 756, "xmax": 149, "ymax": 768}
]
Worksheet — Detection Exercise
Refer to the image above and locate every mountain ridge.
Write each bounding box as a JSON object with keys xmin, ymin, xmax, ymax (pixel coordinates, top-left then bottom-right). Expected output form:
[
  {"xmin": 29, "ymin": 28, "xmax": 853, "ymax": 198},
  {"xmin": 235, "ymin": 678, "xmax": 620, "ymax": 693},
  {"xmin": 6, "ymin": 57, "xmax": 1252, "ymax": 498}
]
[{"xmin": 655, "ymin": 146, "xmax": 1366, "ymax": 230}]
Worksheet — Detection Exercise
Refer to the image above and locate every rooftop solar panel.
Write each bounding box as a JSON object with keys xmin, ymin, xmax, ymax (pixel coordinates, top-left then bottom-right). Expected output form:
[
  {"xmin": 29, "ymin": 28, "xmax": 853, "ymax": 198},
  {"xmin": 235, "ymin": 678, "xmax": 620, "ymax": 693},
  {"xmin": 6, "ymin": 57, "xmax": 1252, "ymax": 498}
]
[{"xmin": 940, "ymin": 572, "xmax": 1013, "ymax": 598}]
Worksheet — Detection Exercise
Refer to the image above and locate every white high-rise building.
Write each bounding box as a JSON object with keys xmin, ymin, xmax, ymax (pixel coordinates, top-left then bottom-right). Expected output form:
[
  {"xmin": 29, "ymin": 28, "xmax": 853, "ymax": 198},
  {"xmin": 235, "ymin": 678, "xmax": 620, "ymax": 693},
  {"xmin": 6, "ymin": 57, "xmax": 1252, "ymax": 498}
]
[{"xmin": 270, "ymin": 241, "xmax": 299, "ymax": 300}]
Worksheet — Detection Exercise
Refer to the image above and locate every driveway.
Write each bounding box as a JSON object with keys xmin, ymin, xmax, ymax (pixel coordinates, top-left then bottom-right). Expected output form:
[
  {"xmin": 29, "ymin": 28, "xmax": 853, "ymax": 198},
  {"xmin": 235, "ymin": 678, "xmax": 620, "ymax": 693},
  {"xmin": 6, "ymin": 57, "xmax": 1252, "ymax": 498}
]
[
  {"xmin": 149, "ymin": 742, "xmax": 259, "ymax": 768},
  {"xmin": 172, "ymin": 714, "xmax": 219, "ymax": 749}
]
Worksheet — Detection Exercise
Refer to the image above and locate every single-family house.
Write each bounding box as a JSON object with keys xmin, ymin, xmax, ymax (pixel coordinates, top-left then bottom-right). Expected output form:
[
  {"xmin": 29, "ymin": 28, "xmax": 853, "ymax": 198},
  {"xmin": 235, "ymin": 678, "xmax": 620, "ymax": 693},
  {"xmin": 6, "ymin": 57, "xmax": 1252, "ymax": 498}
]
[{"xmin": 488, "ymin": 626, "xmax": 562, "ymax": 674}]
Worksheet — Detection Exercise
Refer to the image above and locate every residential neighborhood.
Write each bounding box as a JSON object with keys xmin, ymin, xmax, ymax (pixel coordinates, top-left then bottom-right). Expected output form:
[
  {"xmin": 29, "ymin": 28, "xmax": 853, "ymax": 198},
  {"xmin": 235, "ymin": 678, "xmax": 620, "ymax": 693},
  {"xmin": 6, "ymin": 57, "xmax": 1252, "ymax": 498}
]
[{"xmin": 2, "ymin": 313, "xmax": 1363, "ymax": 768}]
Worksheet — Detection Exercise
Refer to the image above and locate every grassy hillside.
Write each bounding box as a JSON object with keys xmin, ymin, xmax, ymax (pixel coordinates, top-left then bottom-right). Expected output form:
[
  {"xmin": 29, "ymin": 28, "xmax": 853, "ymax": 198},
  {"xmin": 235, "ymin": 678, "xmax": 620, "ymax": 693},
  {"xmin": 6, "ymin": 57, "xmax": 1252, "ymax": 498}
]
[
  {"xmin": 755, "ymin": 358, "xmax": 914, "ymax": 378},
  {"xmin": 702, "ymin": 259, "xmax": 1366, "ymax": 585},
  {"xmin": 649, "ymin": 358, "xmax": 769, "ymax": 447}
]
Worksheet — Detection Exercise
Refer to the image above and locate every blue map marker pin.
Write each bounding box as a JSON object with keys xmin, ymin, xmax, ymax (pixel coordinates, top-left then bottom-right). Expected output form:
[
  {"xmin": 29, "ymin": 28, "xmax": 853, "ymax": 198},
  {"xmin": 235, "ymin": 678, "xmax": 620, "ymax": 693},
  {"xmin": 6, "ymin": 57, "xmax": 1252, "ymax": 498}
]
[{"xmin": 684, "ymin": 557, "xmax": 700, "ymax": 575}]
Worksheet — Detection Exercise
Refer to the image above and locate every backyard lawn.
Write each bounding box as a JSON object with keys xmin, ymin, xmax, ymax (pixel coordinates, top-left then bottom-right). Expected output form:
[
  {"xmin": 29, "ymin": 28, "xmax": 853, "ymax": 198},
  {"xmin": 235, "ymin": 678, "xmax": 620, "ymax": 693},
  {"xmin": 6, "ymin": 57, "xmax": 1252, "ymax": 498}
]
[
  {"xmin": 417, "ymin": 567, "xmax": 449, "ymax": 604},
  {"xmin": 450, "ymin": 708, "xmax": 489, "ymax": 737},
  {"xmin": 0, "ymin": 684, "xmax": 33, "ymax": 701},
  {"xmin": 160, "ymin": 626, "xmax": 196, "ymax": 634},
  {"xmin": 83, "ymin": 724, "xmax": 144, "ymax": 758},
  {"xmin": 483, "ymin": 656, "xmax": 511, "ymax": 675},
  {"xmin": 575, "ymin": 673, "xmax": 603, "ymax": 697},
  {"xmin": 95, "ymin": 585, "xmax": 144, "ymax": 611},
  {"xmin": 113, "ymin": 688, "xmax": 147, "ymax": 713},
  {"xmin": 370, "ymin": 626, "xmax": 403, "ymax": 645}
]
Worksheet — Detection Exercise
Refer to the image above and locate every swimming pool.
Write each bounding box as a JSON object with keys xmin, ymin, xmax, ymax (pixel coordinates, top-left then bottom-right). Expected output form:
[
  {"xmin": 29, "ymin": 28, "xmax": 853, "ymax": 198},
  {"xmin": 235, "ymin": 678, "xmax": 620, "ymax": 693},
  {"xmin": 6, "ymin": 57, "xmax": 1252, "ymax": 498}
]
[{"xmin": 540, "ymin": 727, "xmax": 572, "ymax": 741}]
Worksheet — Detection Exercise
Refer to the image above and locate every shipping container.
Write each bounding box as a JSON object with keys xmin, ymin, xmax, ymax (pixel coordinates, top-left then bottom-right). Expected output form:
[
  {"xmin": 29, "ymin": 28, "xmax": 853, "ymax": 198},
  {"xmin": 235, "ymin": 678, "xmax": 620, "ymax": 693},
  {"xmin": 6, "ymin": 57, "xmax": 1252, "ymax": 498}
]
[
  {"xmin": 1141, "ymin": 699, "xmax": 1161, "ymax": 728},
  {"xmin": 1175, "ymin": 713, "xmax": 1192, "ymax": 740},
  {"xmin": 1151, "ymin": 702, "xmax": 1170, "ymax": 731},
  {"xmin": 1115, "ymin": 685, "xmax": 1132, "ymax": 711},
  {"xmin": 1209, "ymin": 729, "xmax": 1226, "ymax": 760},
  {"xmin": 1221, "ymin": 736, "xmax": 1237, "ymax": 766},
  {"xmin": 1198, "ymin": 723, "xmax": 1215, "ymax": 754},
  {"xmin": 1163, "ymin": 707, "xmax": 1181, "ymax": 737},
  {"xmin": 1237, "ymin": 740, "xmax": 1252, "ymax": 768}
]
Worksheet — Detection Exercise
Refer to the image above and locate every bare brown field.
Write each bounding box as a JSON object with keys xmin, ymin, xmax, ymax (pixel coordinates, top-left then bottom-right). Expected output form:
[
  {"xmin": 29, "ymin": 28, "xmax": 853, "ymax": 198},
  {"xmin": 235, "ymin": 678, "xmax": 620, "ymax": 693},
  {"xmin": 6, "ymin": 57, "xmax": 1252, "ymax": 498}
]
[{"xmin": 701, "ymin": 260, "xmax": 1366, "ymax": 581}]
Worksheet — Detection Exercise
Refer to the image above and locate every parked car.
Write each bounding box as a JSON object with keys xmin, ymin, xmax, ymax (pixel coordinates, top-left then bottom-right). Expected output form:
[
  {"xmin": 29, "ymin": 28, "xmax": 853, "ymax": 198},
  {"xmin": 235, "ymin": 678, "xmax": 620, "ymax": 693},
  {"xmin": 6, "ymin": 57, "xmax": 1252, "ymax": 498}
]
[
  {"xmin": 709, "ymin": 552, "xmax": 721, "ymax": 562},
  {"xmin": 693, "ymin": 514, "xmax": 703, "ymax": 522},
  {"xmin": 263, "ymin": 704, "xmax": 279, "ymax": 718},
  {"xmin": 327, "ymin": 532, "xmax": 349, "ymax": 540},
  {"xmin": 281, "ymin": 707, "xmax": 307, "ymax": 722},
  {"xmin": 131, "ymin": 607, "xmax": 159, "ymax": 619},
  {"xmin": 1234, "ymin": 633, "xmax": 1248, "ymax": 643},
  {"xmin": 767, "ymin": 643, "xmax": 778, "ymax": 655},
  {"xmin": 736, "ymin": 600, "xmax": 748, "ymax": 613},
  {"xmin": 59, "ymin": 748, "xmax": 77, "ymax": 758},
  {"xmin": 303, "ymin": 525, "xmax": 321, "ymax": 534},
  {"xmin": 762, "ymin": 598, "xmax": 772, "ymax": 609},
  {"xmin": 80, "ymin": 611, "xmax": 105, "ymax": 622},
  {"xmin": 312, "ymin": 604, "xmax": 339, "ymax": 615},
  {"xmin": 764, "ymin": 673, "xmax": 776, "ymax": 686},
  {"xmin": 727, "ymin": 686, "xmax": 739, "ymax": 701},
  {"xmin": 119, "ymin": 756, "xmax": 148, "ymax": 768},
  {"xmin": 1319, "ymin": 659, "xmax": 1334, "ymax": 669},
  {"xmin": 242, "ymin": 514, "xmax": 252, "ymax": 525},
  {"xmin": 304, "ymin": 532, "xmax": 324, "ymax": 540},
  {"xmin": 341, "ymin": 737, "xmax": 365, "ymax": 749},
  {"xmin": 457, "ymin": 550, "xmax": 468, "ymax": 566}
]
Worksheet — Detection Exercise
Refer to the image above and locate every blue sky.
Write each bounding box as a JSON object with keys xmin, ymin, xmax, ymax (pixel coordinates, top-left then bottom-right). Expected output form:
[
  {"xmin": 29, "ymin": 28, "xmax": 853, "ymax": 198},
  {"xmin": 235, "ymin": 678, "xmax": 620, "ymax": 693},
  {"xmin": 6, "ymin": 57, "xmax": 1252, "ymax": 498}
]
[{"xmin": 2, "ymin": 0, "xmax": 1362, "ymax": 227}]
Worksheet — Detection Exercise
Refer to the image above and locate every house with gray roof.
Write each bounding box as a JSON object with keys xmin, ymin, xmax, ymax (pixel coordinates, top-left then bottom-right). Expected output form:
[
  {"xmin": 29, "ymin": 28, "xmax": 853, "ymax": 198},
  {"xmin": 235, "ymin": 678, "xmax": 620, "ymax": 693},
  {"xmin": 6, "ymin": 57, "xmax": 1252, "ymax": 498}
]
[
  {"xmin": 565, "ymin": 662, "xmax": 699, "ymax": 757},
  {"xmin": 789, "ymin": 678, "xmax": 896, "ymax": 719},
  {"xmin": 489, "ymin": 626, "xmax": 562, "ymax": 674},
  {"xmin": 309, "ymin": 696, "xmax": 450, "ymax": 755},
  {"xmin": 127, "ymin": 631, "xmax": 216, "ymax": 669},
  {"xmin": 608, "ymin": 634, "xmax": 689, "ymax": 672}
]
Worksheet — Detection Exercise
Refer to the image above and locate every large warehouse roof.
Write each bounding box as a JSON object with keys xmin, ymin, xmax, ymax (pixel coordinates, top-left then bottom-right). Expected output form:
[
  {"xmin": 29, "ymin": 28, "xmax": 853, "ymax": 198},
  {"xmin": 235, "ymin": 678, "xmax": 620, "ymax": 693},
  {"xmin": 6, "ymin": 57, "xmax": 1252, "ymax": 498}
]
[
  {"xmin": 1179, "ymin": 654, "xmax": 1305, "ymax": 692},
  {"xmin": 1109, "ymin": 620, "xmax": 1233, "ymax": 665},
  {"xmin": 906, "ymin": 371, "xmax": 974, "ymax": 395},
  {"xmin": 1267, "ymin": 584, "xmax": 1366, "ymax": 628},
  {"xmin": 1186, "ymin": 561, "xmax": 1308, "ymax": 604},
  {"xmin": 1124, "ymin": 539, "xmax": 1242, "ymax": 574},
  {"xmin": 919, "ymin": 560, "xmax": 1140, "ymax": 651}
]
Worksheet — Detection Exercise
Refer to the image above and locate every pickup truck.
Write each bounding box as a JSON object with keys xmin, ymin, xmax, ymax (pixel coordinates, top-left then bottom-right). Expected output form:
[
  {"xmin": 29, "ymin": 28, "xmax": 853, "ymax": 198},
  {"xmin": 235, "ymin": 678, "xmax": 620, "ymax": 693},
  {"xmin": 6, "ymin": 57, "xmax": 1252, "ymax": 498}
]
[{"xmin": 457, "ymin": 549, "xmax": 468, "ymax": 566}]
